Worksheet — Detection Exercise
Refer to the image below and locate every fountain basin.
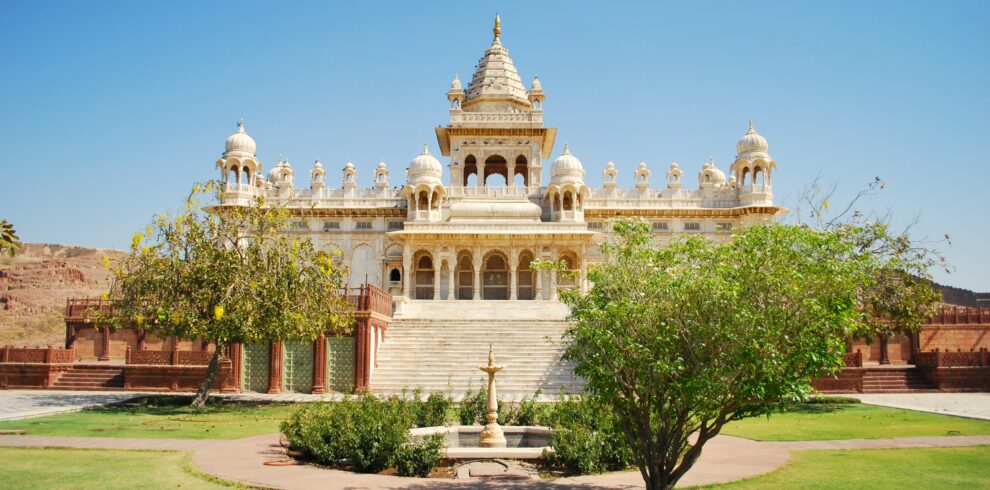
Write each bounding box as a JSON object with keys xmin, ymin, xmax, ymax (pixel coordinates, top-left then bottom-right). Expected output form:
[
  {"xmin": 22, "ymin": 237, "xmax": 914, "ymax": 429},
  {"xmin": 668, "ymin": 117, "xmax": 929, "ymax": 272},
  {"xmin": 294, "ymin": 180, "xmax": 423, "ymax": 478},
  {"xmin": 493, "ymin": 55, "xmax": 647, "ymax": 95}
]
[{"xmin": 411, "ymin": 425, "xmax": 552, "ymax": 460}]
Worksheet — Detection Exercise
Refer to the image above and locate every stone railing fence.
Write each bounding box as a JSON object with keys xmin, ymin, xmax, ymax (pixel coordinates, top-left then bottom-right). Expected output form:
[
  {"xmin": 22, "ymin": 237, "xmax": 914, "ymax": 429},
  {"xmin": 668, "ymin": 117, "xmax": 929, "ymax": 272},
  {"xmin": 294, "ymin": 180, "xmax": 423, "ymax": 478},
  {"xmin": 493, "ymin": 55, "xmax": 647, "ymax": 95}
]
[
  {"xmin": 126, "ymin": 347, "xmax": 213, "ymax": 366},
  {"xmin": 915, "ymin": 348, "xmax": 989, "ymax": 368},
  {"xmin": 926, "ymin": 306, "xmax": 990, "ymax": 325},
  {"xmin": 1, "ymin": 346, "xmax": 74, "ymax": 364},
  {"xmin": 843, "ymin": 351, "xmax": 864, "ymax": 367}
]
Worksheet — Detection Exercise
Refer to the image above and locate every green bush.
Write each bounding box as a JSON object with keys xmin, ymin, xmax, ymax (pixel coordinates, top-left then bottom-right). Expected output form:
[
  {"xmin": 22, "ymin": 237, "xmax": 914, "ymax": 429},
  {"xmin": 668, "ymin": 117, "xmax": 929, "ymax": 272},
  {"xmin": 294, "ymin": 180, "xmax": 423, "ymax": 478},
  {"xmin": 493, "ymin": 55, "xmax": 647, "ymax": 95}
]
[
  {"xmin": 418, "ymin": 391, "xmax": 453, "ymax": 427},
  {"xmin": 280, "ymin": 395, "xmax": 417, "ymax": 473},
  {"xmin": 458, "ymin": 385, "xmax": 488, "ymax": 425},
  {"xmin": 542, "ymin": 395, "xmax": 632, "ymax": 475},
  {"xmin": 394, "ymin": 434, "xmax": 445, "ymax": 477}
]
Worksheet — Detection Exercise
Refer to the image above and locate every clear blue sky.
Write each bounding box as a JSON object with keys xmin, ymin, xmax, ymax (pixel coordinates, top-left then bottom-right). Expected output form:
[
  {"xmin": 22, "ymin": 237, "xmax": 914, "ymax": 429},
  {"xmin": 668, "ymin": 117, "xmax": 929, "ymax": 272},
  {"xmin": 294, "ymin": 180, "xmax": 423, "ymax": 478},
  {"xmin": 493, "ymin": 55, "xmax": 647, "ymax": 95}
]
[{"xmin": 1, "ymin": 1, "xmax": 987, "ymax": 290}]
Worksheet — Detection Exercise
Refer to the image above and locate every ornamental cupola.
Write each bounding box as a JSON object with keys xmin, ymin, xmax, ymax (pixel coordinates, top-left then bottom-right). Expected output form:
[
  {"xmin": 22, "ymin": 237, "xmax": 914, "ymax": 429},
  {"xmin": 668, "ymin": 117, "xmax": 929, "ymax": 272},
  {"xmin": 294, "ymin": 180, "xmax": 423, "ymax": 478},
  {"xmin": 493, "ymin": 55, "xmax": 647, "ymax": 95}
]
[
  {"xmin": 546, "ymin": 144, "xmax": 588, "ymax": 222},
  {"xmin": 310, "ymin": 160, "xmax": 325, "ymax": 190},
  {"xmin": 730, "ymin": 120, "xmax": 777, "ymax": 193},
  {"xmin": 342, "ymin": 161, "xmax": 357, "ymax": 191},
  {"xmin": 402, "ymin": 144, "xmax": 446, "ymax": 222},
  {"xmin": 602, "ymin": 161, "xmax": 618, "ymax": 189},
  {"xmin": 667, "ymin": 161, "xmax": 683, "ymax": 189},
  {"xmin": 447, "ymin": 75, "xmax": 465, "ymax": 110},
  {"xmin": 634, "ymin": 161, "xmax": 651, "ymax": 191},
  {"xmin": 216, "ymin": 120, "xmax": 261, "ymax": 197},
  {"xmin": 528, "ymin": 76, "xmax": 545, "ymax": 109},
  {"xmin": 699, "ymin": 158, "xmax": 727, "ymax": 189},
  {"xmin": 374, "ymin": 160, "xmax": 390, "ymax": 189}
]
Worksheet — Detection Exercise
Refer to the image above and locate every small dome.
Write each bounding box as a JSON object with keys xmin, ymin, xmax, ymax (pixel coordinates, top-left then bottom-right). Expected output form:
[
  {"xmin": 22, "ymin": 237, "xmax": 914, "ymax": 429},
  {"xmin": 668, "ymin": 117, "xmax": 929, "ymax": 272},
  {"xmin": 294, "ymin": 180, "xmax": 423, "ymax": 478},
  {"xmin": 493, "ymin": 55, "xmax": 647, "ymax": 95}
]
[
  {"xmin": 408, "ymin": 144, "xmax": 443, "ymax": 182},
  {"xmin": 530, "ymin": 76, "xmax": 542, "ymax": 91},
  {"xmin": 736, "ymin": 120, "xmax": 769, "ymax": 155},
  {"xmin": 313, "ymin": 160, "xmax": 323, "ymax": 170},
  {"xmin": 224, "ymin": 120, "xmax": 256, "ymax": 157},
  {"xmin": 377, "ymin": 160, "xmax": 387, "ymax": 170},
  {"xmin": 344, "ymin": 160, "xmax": 355, "ymax": 170},
  {"xmin": 450, "ymin": 75, "xmax": 462, "ymax": 91},
  {"xmin": 550, "ymin": 143, "xmax": 585, "ymax": 184},
  {"xmin": 700, "ymin": 161, "xmax": 726, "ymax": 185}
]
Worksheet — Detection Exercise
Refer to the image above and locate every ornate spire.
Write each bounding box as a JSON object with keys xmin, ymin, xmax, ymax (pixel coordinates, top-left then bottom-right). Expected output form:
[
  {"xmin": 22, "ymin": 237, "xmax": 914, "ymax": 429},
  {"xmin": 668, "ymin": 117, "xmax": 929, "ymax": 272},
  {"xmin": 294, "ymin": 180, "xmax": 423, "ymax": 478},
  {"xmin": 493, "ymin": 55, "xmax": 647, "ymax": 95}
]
[
  {"xmin": 493, "ymin": 13, "xmax": 501, "ymax": 40},
  {"xmin": 422, "ymin": 142, "xmax": 430, "ymax": 155},
  {"xmin": 236, "ymin": 118, "xmax": 245, "ymax": 132},
  {"xmin": 747, "ymin": 120, "xmax": 755, "ymax": 134},
  {"xmin": 563, "ymin": 142, "xmax": 570, "ymax": 155}
]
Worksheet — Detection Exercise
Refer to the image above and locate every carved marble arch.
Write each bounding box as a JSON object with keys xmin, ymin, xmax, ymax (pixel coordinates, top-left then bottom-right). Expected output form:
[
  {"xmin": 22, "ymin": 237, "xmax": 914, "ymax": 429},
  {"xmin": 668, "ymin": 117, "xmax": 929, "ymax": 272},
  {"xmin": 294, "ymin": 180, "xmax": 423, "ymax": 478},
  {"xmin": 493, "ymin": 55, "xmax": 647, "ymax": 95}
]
[
  {"xmin": 483, "ymin": 154, "xmax": 508, "ymax": 187},
  {"xmin": 516, "ymin": 250, "xmax": 536, "ymax": 300},
  {"xmin": 413, "ymin": 250, "xmax": 434, "ymax": 300},
  {"xmin": 456, "ymin": 251, "xmax": 474, "ymax": 300},
  {"xmin": 558, "ymin": 250, "xmax": 579, "ymax": 289},
  {"xmin": 482, "ymin": 250, "xmax": 510, "ymax": 300},
  {"xmin": 242, "ymin": 166, "xmax": 252, "ymax": 185},
  {"xmin": 463, "ymin": 155, "xmax": 478, "ymax": 186}
]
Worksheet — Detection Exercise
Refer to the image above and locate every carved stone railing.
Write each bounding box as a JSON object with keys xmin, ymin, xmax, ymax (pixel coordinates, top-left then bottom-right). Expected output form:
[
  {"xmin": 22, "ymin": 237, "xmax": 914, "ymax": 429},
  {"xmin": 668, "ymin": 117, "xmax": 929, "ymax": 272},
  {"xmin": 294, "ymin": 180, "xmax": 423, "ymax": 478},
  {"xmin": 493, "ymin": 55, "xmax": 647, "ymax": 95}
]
[
  {"xmin": 449, "ymin": 111, "xmax": 543, "ymax": 125},
  {"xmin": 926, "ymin": 306, "xmax": 990, "ymax": 325},
  {"xmin": 915, "ymin": 348, "xmax": 989, "ymax": 367},
  {"xmin": 126, "ymin": 347, "xmax": 213, "ymax": 366},
  {"xmin": 843, "ymin": 351, "xmax": 863, "ymax": 367},
  {"xmin": 1, "ymin": 346, "xmax": 75, "ymax": 364}
]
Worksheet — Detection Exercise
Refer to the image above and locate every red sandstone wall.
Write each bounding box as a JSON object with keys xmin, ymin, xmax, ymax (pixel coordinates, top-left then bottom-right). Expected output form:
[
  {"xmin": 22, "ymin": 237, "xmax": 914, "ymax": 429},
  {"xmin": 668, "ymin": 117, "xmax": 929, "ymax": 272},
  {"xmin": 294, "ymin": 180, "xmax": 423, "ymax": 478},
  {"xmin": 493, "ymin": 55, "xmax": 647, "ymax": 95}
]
[{"xmin": 920, "ymin": 325, "xmax": 990, "ymax": 352}]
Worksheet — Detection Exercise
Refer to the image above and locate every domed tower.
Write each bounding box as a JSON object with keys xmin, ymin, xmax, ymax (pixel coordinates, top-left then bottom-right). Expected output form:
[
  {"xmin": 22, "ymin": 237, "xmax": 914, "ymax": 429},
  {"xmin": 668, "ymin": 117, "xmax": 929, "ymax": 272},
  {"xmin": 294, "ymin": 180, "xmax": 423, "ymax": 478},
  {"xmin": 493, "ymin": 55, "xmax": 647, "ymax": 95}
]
[
  {"xmin": 402, "ymin": 144, "xmax": 446, "ymax": 222},
  {"xmin": 216, "ymin": 120, "xmax": 261, "ymax": 202},
  {"xmin": 602, "ymin": 161, "xmax": 618, "ymax": 191},
  {"xmin": 374, "ymin": 160, "xmax": 390, "ymax": 189},
  {"xmin": 267, "ymin": 157, "xmax": 294, "ymax": 195},
  {"xmin": 698, "ymin": 158, "xmax": 727, "ymax": 189},
  {"xmin": 634, "ymin": 161, "xmax": 651, "ymax": 197},
  {"xmin": 546, "ymin": 144, "xmax": 589, "ymax": 222},
  {"xmin": 437, "ymin": 15, "xmax": 556, "ymax": 192},
  {"xmin": 730, "ymin": 121, "xmax": 776, "ymax": 205},
  {"xmin": 342, "ymin": 161, "xmax": 357, "ymax": 192}
]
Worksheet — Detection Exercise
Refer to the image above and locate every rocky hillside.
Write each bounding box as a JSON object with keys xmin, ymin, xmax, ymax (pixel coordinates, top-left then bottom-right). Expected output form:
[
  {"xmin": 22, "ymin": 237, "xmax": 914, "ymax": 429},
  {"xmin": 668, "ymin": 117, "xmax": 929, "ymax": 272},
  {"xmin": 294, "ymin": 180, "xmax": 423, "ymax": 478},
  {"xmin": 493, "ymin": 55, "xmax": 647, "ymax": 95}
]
[{"xmin": 0, "ymin": 244, "xmax": 123, "ymax": 346}]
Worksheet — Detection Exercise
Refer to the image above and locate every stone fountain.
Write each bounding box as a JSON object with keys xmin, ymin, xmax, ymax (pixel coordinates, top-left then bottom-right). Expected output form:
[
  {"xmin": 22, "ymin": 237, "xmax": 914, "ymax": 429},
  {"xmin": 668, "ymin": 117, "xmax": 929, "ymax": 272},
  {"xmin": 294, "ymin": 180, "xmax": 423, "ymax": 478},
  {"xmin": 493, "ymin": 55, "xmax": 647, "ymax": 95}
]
[
  {"xmin": 478, "ymin": 344, "xmax": 507, "ymax": 448},
  {"xmin": 408, "ymin": 344, "xmax": 552, "ymax": 461}
]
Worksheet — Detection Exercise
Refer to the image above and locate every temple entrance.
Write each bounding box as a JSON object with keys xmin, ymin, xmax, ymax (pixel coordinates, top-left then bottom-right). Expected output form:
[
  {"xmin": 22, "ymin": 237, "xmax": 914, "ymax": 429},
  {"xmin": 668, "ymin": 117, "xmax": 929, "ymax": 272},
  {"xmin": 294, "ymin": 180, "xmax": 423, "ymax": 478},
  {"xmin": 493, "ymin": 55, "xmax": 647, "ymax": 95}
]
[
  {"xmin": 241, "ymin": 343, "xmax": 270, "ymax": 393},
  {"xmin": 457, "ymin": 254, "xmax": 474, "ymax": 300},
  {"xmin": 482, "ymin": 253, "xmax": 509, "ymax": 300}
]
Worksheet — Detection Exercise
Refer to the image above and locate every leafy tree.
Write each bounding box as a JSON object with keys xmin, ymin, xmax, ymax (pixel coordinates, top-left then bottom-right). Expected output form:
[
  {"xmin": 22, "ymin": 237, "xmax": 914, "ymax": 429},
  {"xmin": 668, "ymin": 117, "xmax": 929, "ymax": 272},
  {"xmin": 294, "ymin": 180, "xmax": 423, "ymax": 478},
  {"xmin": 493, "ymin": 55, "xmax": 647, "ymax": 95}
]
[
  {"xmin": 106, "ymin": 184, "xmax": 353, "ymax": 408},
  {"xmin": 796, "ymin": 177, "xmax": 941, "ymax": 340},
  {"xmin": 538, "ymin": 219, "xmax": 938, "ymax": 489},
  {"xmin": 0, "ymin": 219, "xmax": 20, "ymax": 257}
]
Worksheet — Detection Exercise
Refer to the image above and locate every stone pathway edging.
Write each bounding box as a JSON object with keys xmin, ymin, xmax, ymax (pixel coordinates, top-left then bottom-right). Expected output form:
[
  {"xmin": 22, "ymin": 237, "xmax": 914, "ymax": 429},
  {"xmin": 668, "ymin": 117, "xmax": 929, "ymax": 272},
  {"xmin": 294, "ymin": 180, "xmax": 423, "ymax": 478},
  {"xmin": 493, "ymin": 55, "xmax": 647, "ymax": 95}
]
[{"xmin": 1, "ymin": 432, "xmax": 989, "ymax": 488}]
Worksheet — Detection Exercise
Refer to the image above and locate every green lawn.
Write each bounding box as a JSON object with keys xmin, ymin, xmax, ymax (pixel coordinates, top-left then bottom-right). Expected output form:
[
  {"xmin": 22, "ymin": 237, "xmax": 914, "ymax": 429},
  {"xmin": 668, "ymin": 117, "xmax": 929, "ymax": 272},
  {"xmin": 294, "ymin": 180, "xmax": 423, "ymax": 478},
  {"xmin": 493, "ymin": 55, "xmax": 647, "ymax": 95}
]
[
  {"xmin": 721, "ymin": 403, "xmax": 990, "ymax": 441},
  {"xmin": 0, "ymin": 396, "xmax": 296, "ymax": 440},
  {"xmin": 0, "ymin": 447, "xmax": 237, "ymax": 489},
  {"xmin": 698, "ymin": 446, "xmax": 990, "ymax": 489}
]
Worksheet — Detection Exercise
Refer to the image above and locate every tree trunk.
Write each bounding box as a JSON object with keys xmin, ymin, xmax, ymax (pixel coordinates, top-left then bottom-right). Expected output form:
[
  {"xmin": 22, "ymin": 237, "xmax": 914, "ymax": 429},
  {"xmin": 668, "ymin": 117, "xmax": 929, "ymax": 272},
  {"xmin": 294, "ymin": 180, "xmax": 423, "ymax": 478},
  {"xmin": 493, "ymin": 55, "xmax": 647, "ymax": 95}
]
[{"xmin": 191, "ymin": 345, "xmax": 224, "ymax": 409}]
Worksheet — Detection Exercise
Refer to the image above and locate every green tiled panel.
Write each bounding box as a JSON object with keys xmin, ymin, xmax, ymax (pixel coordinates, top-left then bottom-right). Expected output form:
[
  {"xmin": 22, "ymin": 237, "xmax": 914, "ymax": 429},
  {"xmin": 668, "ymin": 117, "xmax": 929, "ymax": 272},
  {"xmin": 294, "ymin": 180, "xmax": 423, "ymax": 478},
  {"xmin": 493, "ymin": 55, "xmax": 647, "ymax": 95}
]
[
  {"xmin": 241, "ymin": 343, "xmax": 270, "ymax": 393},
  {"xmin": 326, "ymin": 336, "xmax": 354, "ymax": 393},
  {"xmin": 283, "ymin": 339, "xmax": 314, "ymax": 393}
]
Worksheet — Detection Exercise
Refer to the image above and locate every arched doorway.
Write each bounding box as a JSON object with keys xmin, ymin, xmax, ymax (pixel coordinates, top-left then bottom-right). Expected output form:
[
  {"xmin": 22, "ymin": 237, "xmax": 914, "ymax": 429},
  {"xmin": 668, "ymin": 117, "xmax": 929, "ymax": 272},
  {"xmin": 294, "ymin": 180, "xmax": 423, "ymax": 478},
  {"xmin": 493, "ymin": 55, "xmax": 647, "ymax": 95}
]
[
  {"xmin": 482, "ymin": 252, "xmax": 509, "ymax": 300},
  {"xmin": 517, "ymin": 251, "xmax": 535, "ymax": 300},
  {"xmin": 456, "ymin": 254, "xmax": 474, "ymax": 300},
  {"xmin": 558, "ymin": 251, "xmax": 579, "ymax": 291},
  {"xmin": 414, "ymin": 253, "xmax": 434, "ymax": 300}
]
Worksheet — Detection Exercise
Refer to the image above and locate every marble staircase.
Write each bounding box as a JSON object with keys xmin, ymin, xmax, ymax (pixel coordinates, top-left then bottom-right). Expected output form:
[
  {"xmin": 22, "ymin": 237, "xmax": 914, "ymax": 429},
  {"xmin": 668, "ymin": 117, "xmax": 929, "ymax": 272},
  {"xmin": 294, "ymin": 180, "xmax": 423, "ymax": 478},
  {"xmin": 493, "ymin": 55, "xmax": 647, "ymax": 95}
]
[{"xmin": 372, "ymin": 301, "xmax": 581, "ymax": 400}]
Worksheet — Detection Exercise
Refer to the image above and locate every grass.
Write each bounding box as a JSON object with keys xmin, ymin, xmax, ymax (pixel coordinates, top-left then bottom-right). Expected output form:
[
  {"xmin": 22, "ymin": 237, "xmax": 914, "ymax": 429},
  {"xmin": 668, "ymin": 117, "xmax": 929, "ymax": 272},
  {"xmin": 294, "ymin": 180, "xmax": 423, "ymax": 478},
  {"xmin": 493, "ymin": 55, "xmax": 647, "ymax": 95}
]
[
  {"xmin": 0, "ymin": 396, "xmax": 296, "ymax": 440},
  {"xmin": 697, "ymin": 446, "xmax": 990, "ymax": 489},
  {"xmin": 721, "ymin": 403, "xmax": 990, "ymax": 441},
  {"xmin": 0, "ymin": 447, "xmax": 240, "ymax": 489}
]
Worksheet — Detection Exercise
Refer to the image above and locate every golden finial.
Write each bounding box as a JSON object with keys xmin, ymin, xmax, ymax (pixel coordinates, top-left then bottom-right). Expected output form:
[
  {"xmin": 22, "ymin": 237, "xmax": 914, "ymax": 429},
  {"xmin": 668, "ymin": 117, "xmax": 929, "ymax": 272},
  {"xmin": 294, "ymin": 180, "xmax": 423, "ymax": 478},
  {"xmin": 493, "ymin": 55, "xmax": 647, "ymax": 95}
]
[{"xmin": 493, "ymin": 13, "xmax": 501, "ymax": 40}]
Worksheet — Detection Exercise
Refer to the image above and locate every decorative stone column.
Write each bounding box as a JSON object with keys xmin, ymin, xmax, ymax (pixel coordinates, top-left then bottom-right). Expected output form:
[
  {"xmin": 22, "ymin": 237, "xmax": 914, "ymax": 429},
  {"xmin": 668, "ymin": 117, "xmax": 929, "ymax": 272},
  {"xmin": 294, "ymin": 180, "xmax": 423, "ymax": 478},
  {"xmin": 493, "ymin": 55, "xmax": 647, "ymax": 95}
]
[
  {"xmin": 447, "ymin": 261, "xmax": 456, "ymax": 301},
  {"xmin": 433, "ymin": 257, "xmax": 441, "ymax": 300},
  {"xmin": 551, "ymin": 270, "xmax": 559, "ymax": 301},
  {"xmin": 879, "ymin": 334, "xmax": 890, "ymax": 365},
  {"xmin": 507, "ymin": 163, "xmax": 516, "ymax": 188},
  {"xmin": 268, "ymin": 341, "xmax": 283, "ymax": 394},
  {"xmin": 312, "ymin": 334, "xmax": 327, "ymax": 394},
  {"xmin": 534, "ymin": 269, "xmax": 543, "ymax": 300},
  {"xmin": 509, "ymin": 249, "xmax": 518, "ymax": 300},
  {"xmin": 99, "ymin": 326, "xmax": 111, "ymax": 361},
  {"xmin": 477, "ymin": 162, "xmax": 486, "ymax": 188},
  {"xmin": 473, "ymin": 250, "xmax": 482, "ymax": 300},
  {"xmin": 402, "ymin": 253, "xmax": 412, "ymax": 299}
]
